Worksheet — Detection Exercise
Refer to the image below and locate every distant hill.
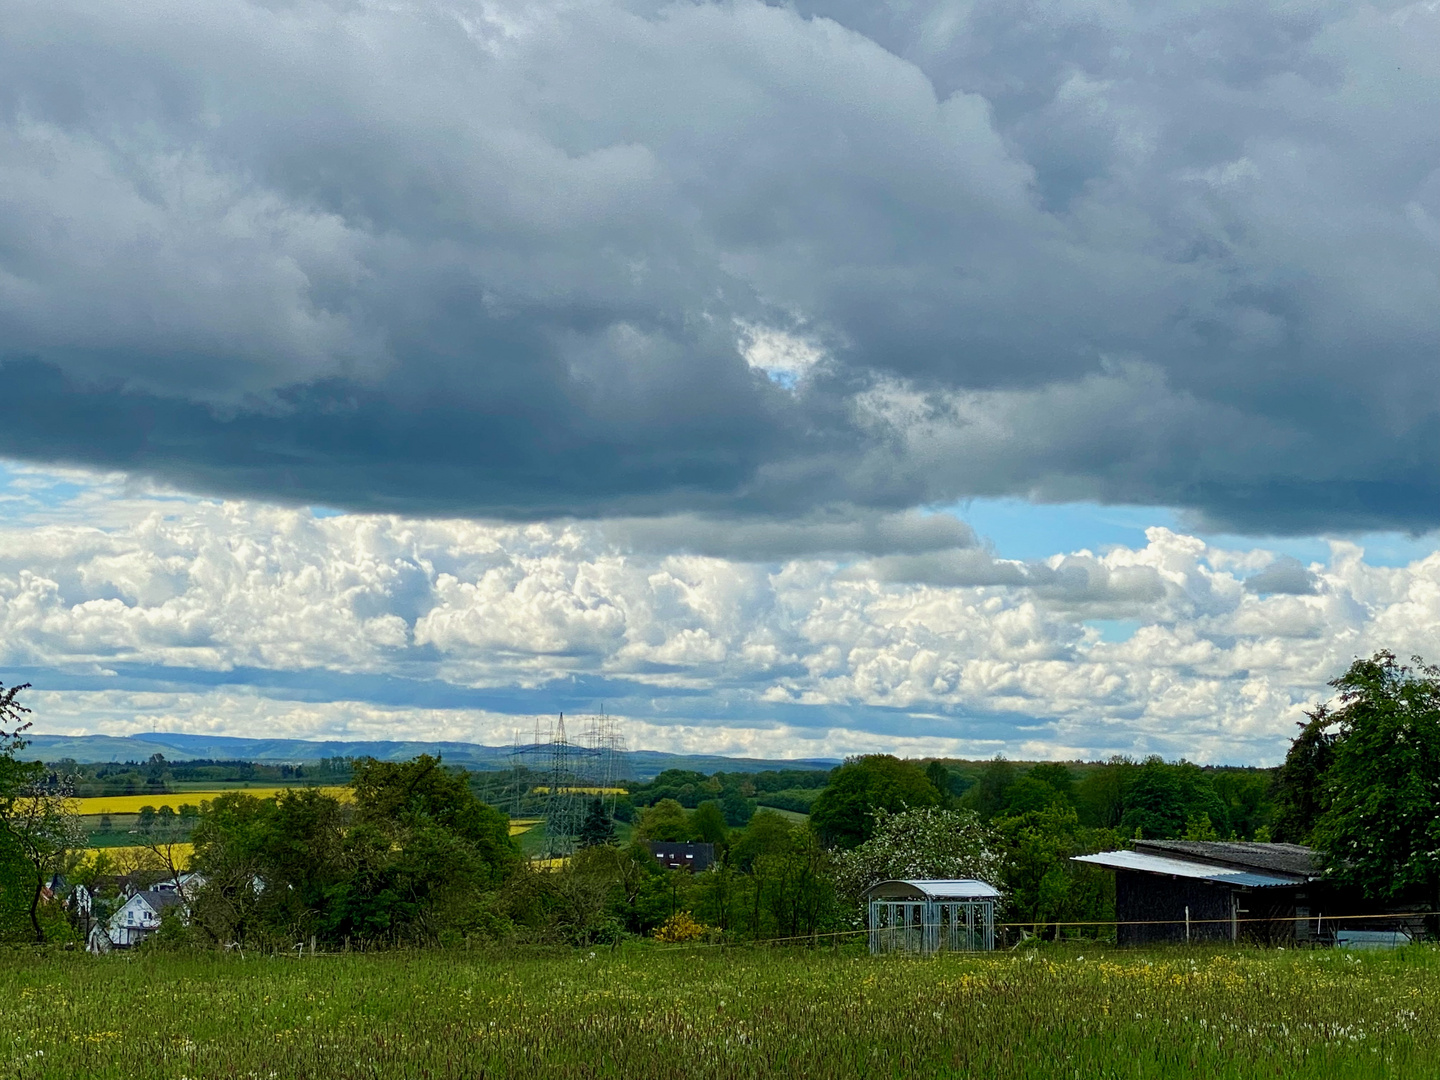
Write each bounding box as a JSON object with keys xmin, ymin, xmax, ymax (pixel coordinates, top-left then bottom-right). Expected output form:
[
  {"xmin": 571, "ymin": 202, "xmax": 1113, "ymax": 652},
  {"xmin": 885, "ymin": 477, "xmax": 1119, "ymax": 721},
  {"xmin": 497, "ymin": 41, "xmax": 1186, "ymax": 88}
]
[{"xmin": 22, "ymin": 731, "xmax": 838, "ymax": 780}]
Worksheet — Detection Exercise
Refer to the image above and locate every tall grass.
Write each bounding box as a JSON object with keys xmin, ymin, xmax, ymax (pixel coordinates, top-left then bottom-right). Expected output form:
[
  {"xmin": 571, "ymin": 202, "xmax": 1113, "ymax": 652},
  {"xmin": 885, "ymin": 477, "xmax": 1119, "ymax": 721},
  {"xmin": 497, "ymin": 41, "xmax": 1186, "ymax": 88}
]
[{"xmin": 1, "ymin": 943, "xmax": 1436, "ymax": 1078}]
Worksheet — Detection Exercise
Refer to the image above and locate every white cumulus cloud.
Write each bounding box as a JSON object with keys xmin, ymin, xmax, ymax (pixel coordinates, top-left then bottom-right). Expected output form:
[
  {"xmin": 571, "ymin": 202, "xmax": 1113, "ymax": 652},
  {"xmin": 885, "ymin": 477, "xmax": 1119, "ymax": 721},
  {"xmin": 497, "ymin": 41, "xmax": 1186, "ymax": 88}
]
[{"xmin": 6, "ymin": 463, "xmax": 1440, "ymax": 762}]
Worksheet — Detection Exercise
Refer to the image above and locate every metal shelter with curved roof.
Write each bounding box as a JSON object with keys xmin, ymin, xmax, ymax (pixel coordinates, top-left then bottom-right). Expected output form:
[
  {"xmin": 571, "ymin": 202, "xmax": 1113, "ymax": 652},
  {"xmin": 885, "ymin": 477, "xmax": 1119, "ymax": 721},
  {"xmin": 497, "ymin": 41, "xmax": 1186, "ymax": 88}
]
[{"xmin": 864, "ymin": 879, "xmax": 1000, "ymax": 955}]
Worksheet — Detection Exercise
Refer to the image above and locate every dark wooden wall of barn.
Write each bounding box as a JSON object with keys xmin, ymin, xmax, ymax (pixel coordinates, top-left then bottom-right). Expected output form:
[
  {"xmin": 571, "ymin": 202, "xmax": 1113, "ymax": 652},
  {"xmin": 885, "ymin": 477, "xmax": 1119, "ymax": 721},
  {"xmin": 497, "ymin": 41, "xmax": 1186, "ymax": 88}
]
[
  {"xmin": 1114, "ymin": 874, "xmax": 1425, "ymax": 946},
  {"xmin": 1115, "ymin": 873, "xmax": 1234, "ymax": 945}
]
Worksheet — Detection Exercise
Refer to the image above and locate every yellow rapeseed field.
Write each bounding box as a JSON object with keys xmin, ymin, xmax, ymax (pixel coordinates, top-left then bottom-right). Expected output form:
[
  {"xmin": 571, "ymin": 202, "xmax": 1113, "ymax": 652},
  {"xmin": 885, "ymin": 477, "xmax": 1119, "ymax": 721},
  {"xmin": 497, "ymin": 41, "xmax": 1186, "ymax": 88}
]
[
  {"xmin": 80, "ymin": 843, "xmax": 195, "ymax": 868},
  {"xmin": 76, "ymin": 786, "xmax": 353, "ymax": 815},
  {"xmin": 508, "ymin": 818, "xmax": 542, "ymax": 836}
]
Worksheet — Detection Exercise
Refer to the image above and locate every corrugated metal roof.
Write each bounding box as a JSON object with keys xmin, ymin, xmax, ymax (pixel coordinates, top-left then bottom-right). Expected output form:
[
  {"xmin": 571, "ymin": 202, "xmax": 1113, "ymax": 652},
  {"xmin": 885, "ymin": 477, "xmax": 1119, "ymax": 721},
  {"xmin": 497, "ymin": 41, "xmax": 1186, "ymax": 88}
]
[
  {"xmin": 1072, "ymin": 850, "xmax": 1301, "ymax": 888},
  {"xmin": 1217, "ymin": 872, "xmax": 1300, "ymax": 888},
  {"xmin": 864, "ymin": 879, "xmax": 1002, "ymax": 900},
  {"xmin": 1134, "ymin": 840, "xmax": 1319, "ymax": 878}
]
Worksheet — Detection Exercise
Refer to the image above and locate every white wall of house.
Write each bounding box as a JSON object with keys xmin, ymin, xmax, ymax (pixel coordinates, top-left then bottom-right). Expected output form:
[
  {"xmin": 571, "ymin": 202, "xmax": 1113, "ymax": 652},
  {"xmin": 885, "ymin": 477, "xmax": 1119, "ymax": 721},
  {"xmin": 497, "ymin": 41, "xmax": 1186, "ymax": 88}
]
[{"xmin": 108, "ymin": 896, "xmax": 163, "ymax": 946}]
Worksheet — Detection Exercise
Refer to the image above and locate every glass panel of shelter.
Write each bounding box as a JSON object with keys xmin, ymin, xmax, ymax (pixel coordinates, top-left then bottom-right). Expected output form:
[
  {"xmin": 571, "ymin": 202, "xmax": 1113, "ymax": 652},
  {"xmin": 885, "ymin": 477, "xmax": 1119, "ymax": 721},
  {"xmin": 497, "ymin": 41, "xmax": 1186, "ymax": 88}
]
[{"xmin": 868, "ymin": 898, "xmax": 994, "ymax": 955}]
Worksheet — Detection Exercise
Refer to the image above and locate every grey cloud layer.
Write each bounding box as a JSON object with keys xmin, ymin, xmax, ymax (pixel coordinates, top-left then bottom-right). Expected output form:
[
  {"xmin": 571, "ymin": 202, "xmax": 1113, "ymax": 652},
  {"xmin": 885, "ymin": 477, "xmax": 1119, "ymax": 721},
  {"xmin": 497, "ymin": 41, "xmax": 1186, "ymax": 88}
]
[
  {"xmin": 601, "ymin": 509, "xmax": 978, "ymax": 560},
  {"xmin": 1, "ymin": 0, "xmax": 1438, "ymax": 531},
  {"xmin": 1244, "ymin": 556, "xmax": 1320, "ymax": 596}
]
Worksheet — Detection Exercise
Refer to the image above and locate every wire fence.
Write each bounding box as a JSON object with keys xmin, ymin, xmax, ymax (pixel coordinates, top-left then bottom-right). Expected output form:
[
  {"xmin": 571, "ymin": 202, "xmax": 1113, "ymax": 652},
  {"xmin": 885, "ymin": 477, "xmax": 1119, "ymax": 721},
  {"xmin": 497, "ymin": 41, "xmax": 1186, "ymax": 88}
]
[
  {"xmin": 174, "ymin": 908, "xmax": 1438, "ymax": 958},
  {"xmin": 649, "ymin": 908, "xmax": 1440, "ymax": 952}
]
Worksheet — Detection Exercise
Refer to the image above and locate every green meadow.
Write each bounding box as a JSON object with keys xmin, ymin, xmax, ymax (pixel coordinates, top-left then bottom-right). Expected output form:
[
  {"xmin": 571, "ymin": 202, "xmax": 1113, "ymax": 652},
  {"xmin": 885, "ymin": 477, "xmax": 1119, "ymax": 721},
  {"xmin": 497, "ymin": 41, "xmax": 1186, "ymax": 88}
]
[{"xmin": 2, "ymin": 944, "xmax": 1438, "ymax": 1079}]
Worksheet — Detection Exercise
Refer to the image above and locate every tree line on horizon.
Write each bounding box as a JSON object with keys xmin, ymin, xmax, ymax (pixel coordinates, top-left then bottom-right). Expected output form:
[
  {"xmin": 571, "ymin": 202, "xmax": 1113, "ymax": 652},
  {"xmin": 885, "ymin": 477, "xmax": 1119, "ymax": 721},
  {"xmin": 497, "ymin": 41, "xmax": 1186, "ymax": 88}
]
[{"xmin": 3, "ymin": 651, "xmax": 1440, "ymax": 947}]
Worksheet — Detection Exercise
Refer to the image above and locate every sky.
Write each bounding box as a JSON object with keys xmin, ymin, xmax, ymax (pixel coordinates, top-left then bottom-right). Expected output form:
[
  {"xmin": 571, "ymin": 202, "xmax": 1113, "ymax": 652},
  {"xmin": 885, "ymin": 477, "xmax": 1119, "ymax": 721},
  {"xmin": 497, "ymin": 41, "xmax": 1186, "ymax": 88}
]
[{"xmin": 0, "ymin": 0, "xmax": 1438, "ymax": 764}]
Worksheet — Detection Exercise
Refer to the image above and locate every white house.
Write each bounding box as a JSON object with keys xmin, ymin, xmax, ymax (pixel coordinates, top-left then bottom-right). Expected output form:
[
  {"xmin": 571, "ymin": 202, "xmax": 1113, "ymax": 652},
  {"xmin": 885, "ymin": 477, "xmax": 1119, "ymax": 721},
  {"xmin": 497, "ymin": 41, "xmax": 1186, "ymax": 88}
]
[
  {"xmin": 107, "ymin": 890, "xmax": 184, "ymax": 947},
  {"xmin": 75, "ymin": 871, "xmax": 201, "ymax": 921}
]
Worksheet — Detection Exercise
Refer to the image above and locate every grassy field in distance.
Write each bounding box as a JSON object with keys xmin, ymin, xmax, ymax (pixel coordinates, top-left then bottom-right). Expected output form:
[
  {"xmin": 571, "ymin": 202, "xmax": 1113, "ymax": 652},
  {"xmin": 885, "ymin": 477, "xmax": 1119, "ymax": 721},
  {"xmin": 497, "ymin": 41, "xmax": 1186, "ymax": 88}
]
[
  {"xmin": 511, "ymin": 819, "xmax": 636, "ymax": 856},
  {"xmin": 2, "ymin": 944, "xmax": 1438, "ymax": 1078},
  {"xmin": 755, "ymin": 806, "xmax": 808, "ymax": 824}
]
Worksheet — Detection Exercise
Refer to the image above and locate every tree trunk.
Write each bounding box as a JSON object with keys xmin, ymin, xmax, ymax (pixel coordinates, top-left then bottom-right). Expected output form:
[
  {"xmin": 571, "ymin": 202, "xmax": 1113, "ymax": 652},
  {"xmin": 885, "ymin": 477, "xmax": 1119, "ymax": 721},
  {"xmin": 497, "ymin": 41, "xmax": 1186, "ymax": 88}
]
[{"xmin": 28, "ymin": 865, "xmax": 45, "ymax": 944}]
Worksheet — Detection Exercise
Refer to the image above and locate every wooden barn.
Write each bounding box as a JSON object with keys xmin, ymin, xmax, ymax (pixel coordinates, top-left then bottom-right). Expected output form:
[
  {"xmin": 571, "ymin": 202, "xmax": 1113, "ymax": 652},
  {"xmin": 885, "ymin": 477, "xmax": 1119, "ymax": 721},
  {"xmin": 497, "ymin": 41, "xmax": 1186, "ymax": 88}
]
[{"xmin": 1075, "ymin": 841, "xmax": 1320, "ymax": 945}]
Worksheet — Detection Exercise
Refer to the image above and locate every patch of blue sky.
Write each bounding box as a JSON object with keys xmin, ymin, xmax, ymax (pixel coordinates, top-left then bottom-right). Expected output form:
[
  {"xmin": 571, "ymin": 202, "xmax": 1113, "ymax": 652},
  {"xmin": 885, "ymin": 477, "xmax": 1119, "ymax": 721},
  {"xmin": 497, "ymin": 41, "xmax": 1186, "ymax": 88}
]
[
  {"xmin": 1084, "ymin": 619, "xmax": 1143, "ymax": 643},
  {"xmin": 952, "ymin": 498, "xmax": 1184, "ymax": 560},
  {"xmin": 0, "ymin": 459, "xmax": 214, "ymax": 524},
  {"xmin": 1346, "ymin": 534, "xmax": 1440, "ymax": 568},
  {"xmin": 954, "ymin": 497, "xmax": 1440, "ymax": 570},
  {"xmin": 28, "ymin": 479, "xmax": 88, "ymax": 507},
  {"xmin": 0, "ymin": 461, "xmax": 88, "ymax": 520}
]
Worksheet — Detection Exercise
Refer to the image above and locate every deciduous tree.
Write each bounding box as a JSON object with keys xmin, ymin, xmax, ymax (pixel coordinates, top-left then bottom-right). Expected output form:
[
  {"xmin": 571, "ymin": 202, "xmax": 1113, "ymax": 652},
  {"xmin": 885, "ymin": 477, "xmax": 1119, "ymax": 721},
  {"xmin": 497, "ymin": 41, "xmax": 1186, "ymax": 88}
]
[
  {"xmin": 0, "ymin": 683, "xmax": 83, "ymax": 942},
  {"xmin": 4, "ymin": 774, "xmax": 85, "ymax": 942},
  {"xmin": 992, "ymin": 805, "xmax": 1123, "ymax": 937},
  {"xmin": 1308, "ymin": 652, "xmax": 1440, "ymax": 905},
  {"xmin": 689, "ymin": 801, "xmax": 728, "ymax": 846},
  {"xmin": 831, "ymin": 806, "xmax": 1001, "ymax": 903},
  {"xmin": 810, "ymin": 756, "xmax": 941, "ymax": 848},
  {"xmin": 634, "ymin": 798, "xmax": 690, "ymax": 842},
  {"xmin": 1272, "ymin": 707, "xmax": 1337, "ymax": 843}
]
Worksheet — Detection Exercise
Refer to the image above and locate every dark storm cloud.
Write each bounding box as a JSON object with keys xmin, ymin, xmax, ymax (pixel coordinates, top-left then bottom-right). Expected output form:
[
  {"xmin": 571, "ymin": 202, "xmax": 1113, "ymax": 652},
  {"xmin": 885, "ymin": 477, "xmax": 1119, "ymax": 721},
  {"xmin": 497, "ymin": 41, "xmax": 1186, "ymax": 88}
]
[{"xmin": 1, "ymin": 0, "xmax": 1437, "ymax": 536}]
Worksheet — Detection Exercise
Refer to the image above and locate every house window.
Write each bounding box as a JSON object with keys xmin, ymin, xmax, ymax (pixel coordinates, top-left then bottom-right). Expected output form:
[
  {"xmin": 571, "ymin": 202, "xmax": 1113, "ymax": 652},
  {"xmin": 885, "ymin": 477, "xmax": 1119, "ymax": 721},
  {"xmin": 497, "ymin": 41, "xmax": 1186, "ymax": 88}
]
[{"xmin": 127, "ymin": 911, "xmax": 134, "ymax": 924}]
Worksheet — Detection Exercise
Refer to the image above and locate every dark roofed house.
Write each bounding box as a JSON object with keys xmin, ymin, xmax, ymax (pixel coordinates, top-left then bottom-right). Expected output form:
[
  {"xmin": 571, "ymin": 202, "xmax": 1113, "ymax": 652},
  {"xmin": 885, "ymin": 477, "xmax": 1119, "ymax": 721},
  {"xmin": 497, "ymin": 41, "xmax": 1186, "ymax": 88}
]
[
  {"xmin": 646, "ymin": 842, "xmax": 715, "ymax": 872},
  {"xmin": 1074, "ymin": 840, "xmax": 1420, "ymax": 946}
]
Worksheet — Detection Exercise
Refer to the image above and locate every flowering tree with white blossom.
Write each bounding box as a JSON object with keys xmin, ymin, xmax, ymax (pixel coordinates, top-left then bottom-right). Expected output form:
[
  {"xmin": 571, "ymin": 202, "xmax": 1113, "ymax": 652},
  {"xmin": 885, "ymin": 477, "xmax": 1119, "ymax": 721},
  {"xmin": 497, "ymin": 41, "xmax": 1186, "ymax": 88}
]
[{"xmin": 831, "ymin": 806, "xmax": 1003, "ymax": 905}]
